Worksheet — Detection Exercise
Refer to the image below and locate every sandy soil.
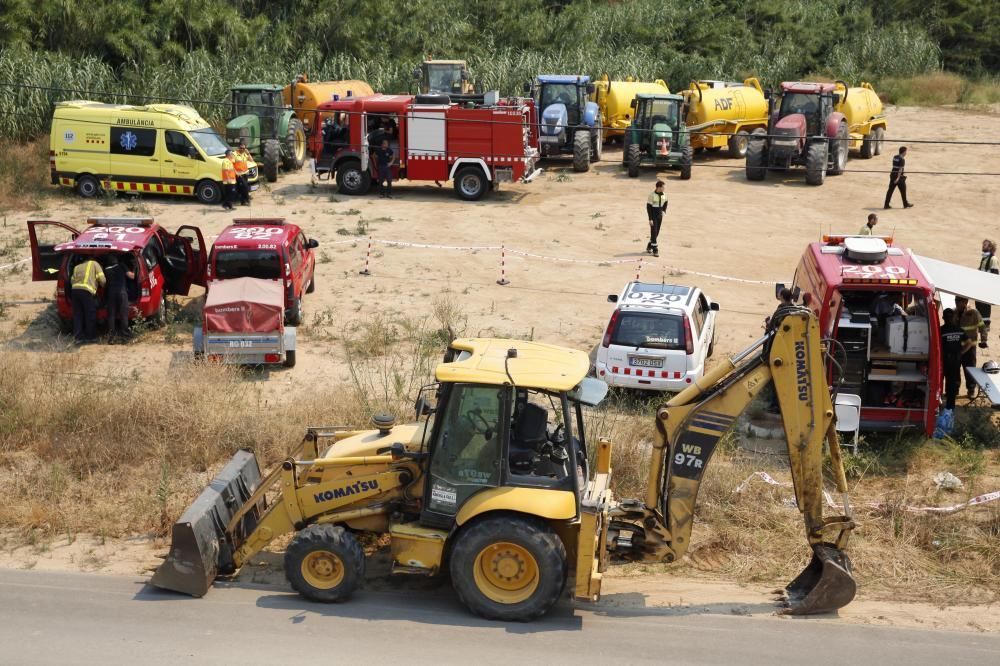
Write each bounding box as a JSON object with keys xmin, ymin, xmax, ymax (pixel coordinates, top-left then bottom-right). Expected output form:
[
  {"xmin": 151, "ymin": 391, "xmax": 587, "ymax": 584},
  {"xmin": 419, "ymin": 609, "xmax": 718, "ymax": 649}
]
[{"xmin": 2, "ymin": 104, "xmax": 999, "ymax": 633}]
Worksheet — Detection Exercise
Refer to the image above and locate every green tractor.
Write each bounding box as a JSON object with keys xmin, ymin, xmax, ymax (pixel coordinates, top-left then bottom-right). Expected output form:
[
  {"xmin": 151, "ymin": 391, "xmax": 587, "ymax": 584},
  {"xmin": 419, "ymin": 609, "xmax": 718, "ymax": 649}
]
[
  {"xmin": 623, "ymin": 93, "xmax": 692, "ymax": 180},
  {"xmin": 226, "ymin": 84, "xmax": 307, "ymax": 182}
]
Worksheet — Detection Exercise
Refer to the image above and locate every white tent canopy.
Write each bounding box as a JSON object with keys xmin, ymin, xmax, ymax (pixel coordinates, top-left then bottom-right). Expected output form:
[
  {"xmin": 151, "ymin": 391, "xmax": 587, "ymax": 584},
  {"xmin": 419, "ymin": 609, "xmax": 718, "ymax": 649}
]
[{"xmin": 913, "ymin": 255, "xmax": 1000, "ymax": 305}]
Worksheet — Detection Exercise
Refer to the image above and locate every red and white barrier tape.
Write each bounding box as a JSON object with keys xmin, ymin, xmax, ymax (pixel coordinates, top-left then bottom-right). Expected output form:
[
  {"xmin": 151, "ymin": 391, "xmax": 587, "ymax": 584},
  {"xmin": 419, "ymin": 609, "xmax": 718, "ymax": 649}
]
[
  {"xmin": 0, "ymin": 258, "xmax": 29, "ymax": 271},
  {"xmin": 736, "ymin": 471, "xmax": 1000, "ymax": 515}
]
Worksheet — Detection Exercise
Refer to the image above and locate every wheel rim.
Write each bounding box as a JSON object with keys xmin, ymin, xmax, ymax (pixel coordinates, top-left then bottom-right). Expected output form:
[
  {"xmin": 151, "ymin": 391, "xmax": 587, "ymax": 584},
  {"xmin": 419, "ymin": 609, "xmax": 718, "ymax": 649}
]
[
  {"xmin": 472, "ymin": 541, "xmax": 539, "ymax": 604},
  {"xmin": 460, "ymin": 174, "xmax": 481, "ymax": 197},
  {"xmin": 301, "ymin": 550, "xmax": 345, "ymax": 590},
  {"xmin": 294, "ymin": 128, "xmax": 306, "ymax": 162},
  {"xmin": 735, "ymin": 135, "xmax": 748, "ymax": 156},
  {"xmin": 200, "ymin": 184, "xmax": 216, "ymax": 202},
  {"xmin": 79, "ymin": 179, "xmax": 96, "ymax": 196},
  {"xmin": 344, "ymin": 170, "xmax": 362, "ymax": 189}
]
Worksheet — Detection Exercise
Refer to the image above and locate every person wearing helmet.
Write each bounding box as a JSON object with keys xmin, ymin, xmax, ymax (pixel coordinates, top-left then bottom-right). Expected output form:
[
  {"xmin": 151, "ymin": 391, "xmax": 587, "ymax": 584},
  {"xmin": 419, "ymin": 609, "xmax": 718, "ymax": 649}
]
[
  {"xmin": 940, "ymin": 308, "xmax": 972, "ymax": 409},
  {"xmin": 984, "ymin": 360, "xmax": 1000, "ymax": 374}
]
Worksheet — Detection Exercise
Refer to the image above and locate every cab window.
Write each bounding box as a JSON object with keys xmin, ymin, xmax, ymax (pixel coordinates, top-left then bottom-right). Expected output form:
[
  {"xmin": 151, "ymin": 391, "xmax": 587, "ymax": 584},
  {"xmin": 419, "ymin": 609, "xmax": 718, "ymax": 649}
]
[
  {"xmin": 111, "ymin": 127, "xmax": 157, "ymax": 157},
  {"xmin": 427, "ymin": 384, "xmax": 503, "ymax": 515},
  {"xmin": 165, "ymin": 130, "xmax": 199, "ymax": 159},
  {"xmin": 694, "ymin": 295, "xmax": 708, "ymax": 333},
  {"xmin": 288, "ymin": 235, "xmax": 303, "ymax": 273}
]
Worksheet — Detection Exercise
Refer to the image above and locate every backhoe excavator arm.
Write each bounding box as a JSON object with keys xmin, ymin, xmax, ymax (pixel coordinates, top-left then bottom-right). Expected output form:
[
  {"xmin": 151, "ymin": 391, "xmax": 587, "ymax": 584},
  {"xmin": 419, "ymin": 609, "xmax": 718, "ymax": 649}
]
[{"xmin": 608, "ymin": 307, "xmax": 856, "ymax": 614}]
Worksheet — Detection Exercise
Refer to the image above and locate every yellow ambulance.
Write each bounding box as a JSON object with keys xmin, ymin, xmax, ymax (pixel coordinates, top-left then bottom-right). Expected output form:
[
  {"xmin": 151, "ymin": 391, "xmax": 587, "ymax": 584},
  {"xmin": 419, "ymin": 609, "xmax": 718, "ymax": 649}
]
[{"xmin": 50, "ymin": 101, "xmax": 259, "ymax": 204}]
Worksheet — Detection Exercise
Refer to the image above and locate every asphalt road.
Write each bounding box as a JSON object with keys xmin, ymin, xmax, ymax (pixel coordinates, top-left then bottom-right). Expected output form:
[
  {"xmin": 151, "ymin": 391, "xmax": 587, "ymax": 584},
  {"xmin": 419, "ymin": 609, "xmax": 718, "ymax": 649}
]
[{"xmin": 2, "ymin": 569, "xmax": 998, "ymax": 665}]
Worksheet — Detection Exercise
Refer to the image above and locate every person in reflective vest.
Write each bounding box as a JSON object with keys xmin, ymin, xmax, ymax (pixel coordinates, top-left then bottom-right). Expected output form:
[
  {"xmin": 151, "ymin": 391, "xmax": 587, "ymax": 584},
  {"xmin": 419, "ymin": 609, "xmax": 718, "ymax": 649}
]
[
  {"xmin": 955, "ymin": 296, "xmax": 987, "ymax": 399},
  {"xmin": 221, "ymin": 149, "xmax": 237, "ymax": 211},
  {"xmin": 234, "ymin": 141, "xmax": 252, "ymax": 206},
  {"xmin": 976, "ymin": 239, "xmax": 998, "ymax": 341},
  {"xmin": 70, "ymin": 257, "xmax": 106, "ymax": 344}
]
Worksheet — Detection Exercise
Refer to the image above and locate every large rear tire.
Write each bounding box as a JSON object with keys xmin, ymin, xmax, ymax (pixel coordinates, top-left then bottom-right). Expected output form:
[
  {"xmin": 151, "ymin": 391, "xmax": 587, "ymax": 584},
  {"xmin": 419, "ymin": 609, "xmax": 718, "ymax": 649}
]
[
  {"xmin": 805, "ymin": 140, "xmax": 828, "ymax": 186},
  {"xmin": 285, "ymin": 525, "xmax": 364, "ymax": 603},
  {"xmin": 745, "ymin": 129, "xmax": 767, "ymax": 181},
  {"xmin": 860, "ymin": 130, "xmax": 875, "ymax": 159},
  {"xmin": 728, "ymin": 130, "xmax": 750, "ymax": 159},
  {"xmin": 572, "ymin": 130, "xmax": 591, "ymax": 173},
  {"xmin": 450, "ymin": 515, "xmax": 567, "ymax": 622},
  {"xmin": 336, "ymin": 159, "xmax": 371, "ymax": 195},
  {"xmin": 828, "ymin": 122, "xmax": 849, "ymax": 176},
  {"xmin": 262, "ymin": 139, "xmax": 281, "ymax": 182},
  {"xmin": 626, "ymin": 143, "xmax": 641, "ymax": 178},
  {"xmin": 283, "ymin": 118, "xmax": 307, "ymax": 171},
  {"xmin": 679, "ymin": 145, "xmax": 693, "ymax": 180},
  {"xmin": 286, "ymin": 296, "xmax": 303, "ymax": 326}
]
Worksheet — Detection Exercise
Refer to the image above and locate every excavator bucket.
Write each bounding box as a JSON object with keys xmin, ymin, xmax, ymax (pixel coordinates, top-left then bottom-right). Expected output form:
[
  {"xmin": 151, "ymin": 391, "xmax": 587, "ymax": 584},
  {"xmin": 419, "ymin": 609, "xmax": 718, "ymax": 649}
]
[
  {"xmin": 782, "ymin": 544, "xmax": 856, "ymax": 615},
  {"xmin": 151, "ymin": 449, "xmax": 263, "ymax": 597}
]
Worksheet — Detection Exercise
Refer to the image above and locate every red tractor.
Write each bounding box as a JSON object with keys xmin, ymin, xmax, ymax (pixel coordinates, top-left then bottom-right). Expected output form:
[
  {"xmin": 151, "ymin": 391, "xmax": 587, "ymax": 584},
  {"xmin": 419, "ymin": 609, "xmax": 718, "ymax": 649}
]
[{"xmin": 745, "ymin": 81, "xmax": 850, "ymax": 186}]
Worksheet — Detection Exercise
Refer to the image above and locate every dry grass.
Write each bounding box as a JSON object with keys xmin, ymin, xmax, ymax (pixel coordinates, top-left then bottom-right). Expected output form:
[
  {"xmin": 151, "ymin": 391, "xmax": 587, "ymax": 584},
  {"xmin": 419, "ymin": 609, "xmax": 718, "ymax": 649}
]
[
  {"xmin": 881, "ymin": 72, "xmax": 1000, "ymax": 107},
  {"xmin": 0, "ymin": 137, "xmax": 55, "ymax": 212}
]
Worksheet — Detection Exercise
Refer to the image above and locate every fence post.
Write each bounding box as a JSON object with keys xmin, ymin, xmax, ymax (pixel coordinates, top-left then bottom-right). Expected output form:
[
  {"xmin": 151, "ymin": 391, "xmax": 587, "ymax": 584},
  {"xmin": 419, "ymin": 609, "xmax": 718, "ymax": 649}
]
[
  {"xmin": 497, "ymin": 243, "xmax": 510, "ymax": 286},
  {"xmin": 359, "ymin": 235, "xmax": 373, "ymax": 276}
]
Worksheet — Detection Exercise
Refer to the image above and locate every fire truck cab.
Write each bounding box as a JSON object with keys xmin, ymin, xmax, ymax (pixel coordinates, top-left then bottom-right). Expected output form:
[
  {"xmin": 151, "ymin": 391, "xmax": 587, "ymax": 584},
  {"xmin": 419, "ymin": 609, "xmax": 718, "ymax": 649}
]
[
  {"xmin": 309, "ymin": 93, "xmax": 541, "ymax": 201},
  {"xmin": 790, "ymin": 235, "xmax": 1000, "ymax": 435}
]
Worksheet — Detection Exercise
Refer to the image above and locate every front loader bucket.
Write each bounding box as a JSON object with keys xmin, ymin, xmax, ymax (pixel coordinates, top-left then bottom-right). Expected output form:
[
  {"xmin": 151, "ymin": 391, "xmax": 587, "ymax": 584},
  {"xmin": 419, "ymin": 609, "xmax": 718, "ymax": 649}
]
[
  {"xmin": 151, "ymin": 449, "xmax": 263, "ymax": 597},
  {"xmin": 782, "ymin": 544, "xmax": 857, "ymax": 615}
]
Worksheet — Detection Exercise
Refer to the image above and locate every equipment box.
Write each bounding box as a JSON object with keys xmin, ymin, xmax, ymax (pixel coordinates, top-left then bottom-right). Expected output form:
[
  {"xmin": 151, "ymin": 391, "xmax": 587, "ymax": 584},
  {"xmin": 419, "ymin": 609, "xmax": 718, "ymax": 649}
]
[{"xmin": 885, "ymin": 315, "xmax": 929, "ymax": 355}]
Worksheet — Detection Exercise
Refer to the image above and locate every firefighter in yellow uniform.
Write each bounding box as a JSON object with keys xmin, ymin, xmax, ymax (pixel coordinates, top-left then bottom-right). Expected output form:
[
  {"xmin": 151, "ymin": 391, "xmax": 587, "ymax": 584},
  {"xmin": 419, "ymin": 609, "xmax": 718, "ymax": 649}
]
[
  {"xmin": 70, "ymin": 257, "xmax": 106, "ymax": 344},
  {"xmin": 234, "ymin": 141, "xmax": 252, "ymax": 206},
  {"xmin": 955, "ymin": 296, "xmax": 987, "ymax": 399},
  {"xmin": 221, "ymin": 149, "xmax": 237, "ymax": 210}
]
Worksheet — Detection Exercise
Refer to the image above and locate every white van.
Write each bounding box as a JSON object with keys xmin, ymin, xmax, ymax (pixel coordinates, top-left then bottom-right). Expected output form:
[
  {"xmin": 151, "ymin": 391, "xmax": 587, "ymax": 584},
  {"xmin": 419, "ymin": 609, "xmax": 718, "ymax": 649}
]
[{"xmin": 594, "ymin": 282, "xmax": 719, "ymax": 392}]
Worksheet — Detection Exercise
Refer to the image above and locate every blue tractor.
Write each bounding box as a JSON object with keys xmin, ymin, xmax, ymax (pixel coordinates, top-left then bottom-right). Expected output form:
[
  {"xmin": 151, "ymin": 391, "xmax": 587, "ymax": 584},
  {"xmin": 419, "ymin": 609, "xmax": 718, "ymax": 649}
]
[{"xmin": 525, "ymin": 75, "xmax": 603, "ymax": 172}]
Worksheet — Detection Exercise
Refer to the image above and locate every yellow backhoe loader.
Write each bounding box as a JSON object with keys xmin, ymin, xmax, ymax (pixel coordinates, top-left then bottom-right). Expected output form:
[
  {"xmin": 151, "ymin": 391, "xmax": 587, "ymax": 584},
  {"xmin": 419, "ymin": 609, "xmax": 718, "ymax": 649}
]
[{"xmin": 152, "ymin": 307, "xmax": 855, "ymax": 620}]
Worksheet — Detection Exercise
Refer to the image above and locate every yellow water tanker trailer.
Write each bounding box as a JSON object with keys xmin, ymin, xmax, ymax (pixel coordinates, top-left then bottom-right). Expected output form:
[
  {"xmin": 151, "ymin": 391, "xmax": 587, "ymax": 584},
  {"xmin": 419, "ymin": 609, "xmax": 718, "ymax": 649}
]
[
  {"xmin": 682, "ymin": 78, "xmax": 769, "ymax": 158},
  {"xmin": 283, "ymin": 75, "xmax": 375, "ymax": 136},
  {"xmin": 591, "ymin": 73, "xmax": 669, "ymax": 141},
  {"xmin": 833, "ymin": 82, "xmax": 887, "ymax": 158}
]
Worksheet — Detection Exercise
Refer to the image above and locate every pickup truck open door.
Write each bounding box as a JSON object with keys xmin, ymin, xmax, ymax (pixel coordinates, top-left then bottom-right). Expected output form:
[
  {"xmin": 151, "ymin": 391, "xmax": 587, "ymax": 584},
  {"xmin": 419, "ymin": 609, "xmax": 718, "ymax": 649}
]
[{"xmin": 27, "ymin": 220, "xmax": 80, "ymax": 281}]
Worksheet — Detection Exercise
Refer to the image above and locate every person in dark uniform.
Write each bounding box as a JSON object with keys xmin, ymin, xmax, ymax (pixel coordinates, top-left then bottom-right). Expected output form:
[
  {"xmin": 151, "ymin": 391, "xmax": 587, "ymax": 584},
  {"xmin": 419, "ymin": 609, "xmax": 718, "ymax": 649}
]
[
  {"xmin": 645, "ymin": 180, "xmax": 667, "ymax": 257},
  {"xmin": 940, "ymin": 308, "xmax": 971, "ymax": 410},
  {"xmin": 104, "ymin": 255, "xmax": 135, "ymax": 344},
  {"xmin": 374, "ymin": 138, "xmax": 394, "ymax": 198},
  {"xmin": 884, "ymin": 146, "xmax": 913, "ymax": 209}
]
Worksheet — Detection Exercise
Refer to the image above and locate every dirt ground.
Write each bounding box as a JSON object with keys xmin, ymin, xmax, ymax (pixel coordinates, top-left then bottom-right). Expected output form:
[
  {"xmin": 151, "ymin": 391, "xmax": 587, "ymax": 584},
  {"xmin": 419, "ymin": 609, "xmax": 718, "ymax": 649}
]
[
  {"xmin": 2, "ymin": 105, "xmax": 999, "ymax": 632},
  {"xmin": 2, "ymin": 105, "xmax": 999, "ymax": 389}
]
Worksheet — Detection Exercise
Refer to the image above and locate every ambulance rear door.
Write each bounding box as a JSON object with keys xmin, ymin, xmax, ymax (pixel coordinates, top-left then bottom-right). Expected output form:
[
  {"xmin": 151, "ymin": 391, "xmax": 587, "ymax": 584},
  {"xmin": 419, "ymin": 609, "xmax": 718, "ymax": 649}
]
[{"xmin": 27, "ymin": 220, "xmax": 79, "ymax": 281}]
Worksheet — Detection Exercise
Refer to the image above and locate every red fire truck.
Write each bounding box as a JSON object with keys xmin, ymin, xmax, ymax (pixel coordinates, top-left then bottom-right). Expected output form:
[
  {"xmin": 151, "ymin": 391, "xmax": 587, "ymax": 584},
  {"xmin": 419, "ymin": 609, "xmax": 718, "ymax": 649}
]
[
  {"xmin": 308, "ymin": 93, "xmax": 541, "ymax": 201},
  {"xmin": 787, "ymin": 235, "xmax": 1000, "ymax": 436}
]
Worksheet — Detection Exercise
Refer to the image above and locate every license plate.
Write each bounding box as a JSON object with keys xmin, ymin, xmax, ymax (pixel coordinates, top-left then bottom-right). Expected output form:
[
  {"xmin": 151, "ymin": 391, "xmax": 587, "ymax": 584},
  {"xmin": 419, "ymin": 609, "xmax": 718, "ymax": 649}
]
[{"xmin": 629, "ymin": 357, "xmax": 663, "ymax": 368}]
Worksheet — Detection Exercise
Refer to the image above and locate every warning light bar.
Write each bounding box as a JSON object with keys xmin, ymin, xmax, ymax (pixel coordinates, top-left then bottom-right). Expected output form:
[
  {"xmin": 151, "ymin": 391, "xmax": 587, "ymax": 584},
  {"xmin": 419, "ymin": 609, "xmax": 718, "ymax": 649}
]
[
  {"xmin": 87, "ymin": 217, "xmax": 154, "ymax": 227},
  {"xmin": 822, "ymin": 234, "xmax": 894, "ymax": 245},
  {"xmin": 233, "ymin": 218, "xmax": 286, "ymax": 226},
  {"xmin": 842, "ymin": 277, "xmax": 918, "ymax": 285}
]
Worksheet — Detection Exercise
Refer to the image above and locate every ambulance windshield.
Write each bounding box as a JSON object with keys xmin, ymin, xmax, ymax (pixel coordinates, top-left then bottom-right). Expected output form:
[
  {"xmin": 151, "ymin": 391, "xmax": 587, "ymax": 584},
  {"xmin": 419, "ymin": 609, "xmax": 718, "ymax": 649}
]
[
  {"xmin": 215, "ymin": 250, "xmax": 282, "ymax": 280},
  {"xmin": 190, "ymin": 129, "xmax": 230, "ymax": 157}
]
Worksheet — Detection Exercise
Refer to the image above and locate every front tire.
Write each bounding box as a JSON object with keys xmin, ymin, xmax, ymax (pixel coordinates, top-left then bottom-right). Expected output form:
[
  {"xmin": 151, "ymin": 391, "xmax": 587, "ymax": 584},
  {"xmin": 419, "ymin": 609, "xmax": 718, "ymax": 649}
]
[
  {"xmin": 805, "ymin": 140, "xmax": 828, "ymax": 185},
  {"xmin": 283, "ymin": 118, "xmax": 307, "ymax": 170},
  {"xmin": 679, "ymin": 145, "xmax": 693, "ymax": 180},
  {"xmin": 745, "ymin": 129, "xmax": 767, "ymax": 181},
  {"xmin": 590, "ymin": 123, "xmax": 602, "ymax": 163},
  {"xmin": 76, "ymin": 174, "xmax": 101, "ymax": 198},
  {"xmin": 626, "ymin": 143, "xmax": 641, "ymax": 178},
  {"xmin": 285, "ymin": 525, "xmax": 364, "ymax": 603},
  {"xmin": 728, "ymin": 130, "xmax": 750, "ymax": 158},
  {"xmin": 450, "ymin": 514, "xmax": 567, "ymax": 622},
  {"xmin": 336, "ymin": 160, "xmax": 371, "ymax": 195},
  {"xmin": 454, "ymin": 166, "xmax": 488, "ymax": 201},
  {"xmin": 262, "ymin": 139, "xmax": 281, "ymax": 182},
  {"xmin": 195, "ymin": 179, "xmax": 222, "ymax": 204},
  {"xmin": 572, "ymin": 130, "xmax": 591, "ymax": 172}
]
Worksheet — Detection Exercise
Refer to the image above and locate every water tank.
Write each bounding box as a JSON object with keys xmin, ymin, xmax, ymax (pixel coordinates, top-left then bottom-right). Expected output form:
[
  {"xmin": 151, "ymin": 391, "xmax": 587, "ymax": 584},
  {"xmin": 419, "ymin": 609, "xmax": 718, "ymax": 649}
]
[
  {"xmin": 683, "ymin": 78, "xmax": 768, "ymax": 128},
  {"xmin": 835, "ymin": 82, "xmax": 884, "ymax": 129},
  {"xmin": 282, "ymin": 78, "xmax": 375, "ymax": 133},
  {"xmin": 591, "ymin": 74, "xmax": 669, "ymax": 137}
]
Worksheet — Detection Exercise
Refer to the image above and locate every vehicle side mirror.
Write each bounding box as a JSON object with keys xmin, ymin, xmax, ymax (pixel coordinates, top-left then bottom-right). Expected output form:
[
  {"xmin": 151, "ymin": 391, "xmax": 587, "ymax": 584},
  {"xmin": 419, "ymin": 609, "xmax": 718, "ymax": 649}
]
[
  {"xmin": 630, "ymin": 98, "xmax": 637, "ymax": 109},
  {"xmin": 523, "ymin": 81, "xmax": 531, "ymax": 94},
  {"xmin": 412, "ymin": 67, "xmax": 421, "ymax": 80},
  {"xmin": 415, "ymin": 396, "xmax": 435, "ymax": 418},
  {"xmin": 764, "ymin": 88, "xmax": 772, "ymax": 100},
  {"xmin": 188, "ymin": 148, "xmax": 200, "ymax": 159},
  {"xmin": 307, "ymin": 238, "xmax": 319, "ymax": 249},
  {"xmin": 586, "ymin": 83, "xmax": 596, "ymax": 95},
  {"xmin": 774, "ymin": 283, "xmax": 786, "ymax": 299},
  {"xmin": 607, "ymin": 295, "xmax": 619, "ymax": 303},
  {"xmin": 710, "ymin": 302, "xmax": 720, "ymax": 311},
  {"xmin": 461, "ymin": 69, "xmax": 469, "ymax": 81}
]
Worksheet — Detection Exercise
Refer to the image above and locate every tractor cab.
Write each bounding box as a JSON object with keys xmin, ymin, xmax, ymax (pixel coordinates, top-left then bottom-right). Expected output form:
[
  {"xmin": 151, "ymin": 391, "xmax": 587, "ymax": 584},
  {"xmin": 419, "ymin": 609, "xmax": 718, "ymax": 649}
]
[
  {"xmin": 772, "ymin": 82, "xmax": 842, "ymax": 140},
  {"xmin": 623, "ymin": 93, "xmax": 692, "ymax": 179},
  {"xmin": 414, "ymin": 59, "xmax": 473, "ymax": 96},
  {"xmin": 226, "ymin": 84, "xmax": 307, "ymax": 182},
  {"xmin": 526, "ymin": 75, "xmax": 602, "ymax": 169}
]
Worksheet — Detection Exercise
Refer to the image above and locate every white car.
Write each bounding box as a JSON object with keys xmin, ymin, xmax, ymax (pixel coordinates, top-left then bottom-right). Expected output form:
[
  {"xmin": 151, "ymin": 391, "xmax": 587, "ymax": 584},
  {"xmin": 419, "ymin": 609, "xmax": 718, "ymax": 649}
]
[{"xmin": 594, "ymin": 282, "xmax": 719, "ymax": 392}]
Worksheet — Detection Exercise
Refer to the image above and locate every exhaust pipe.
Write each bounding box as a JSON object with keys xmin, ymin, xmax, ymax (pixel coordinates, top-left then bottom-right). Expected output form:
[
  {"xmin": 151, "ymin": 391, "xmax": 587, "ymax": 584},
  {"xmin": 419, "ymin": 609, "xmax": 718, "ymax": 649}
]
[
  {"xmin": 150, "ymin": 449, "xmax": 263, "ymax": 597},
  {"xmin": 780, "ymin": 543, "xmax": 856, "ymax": 615}
]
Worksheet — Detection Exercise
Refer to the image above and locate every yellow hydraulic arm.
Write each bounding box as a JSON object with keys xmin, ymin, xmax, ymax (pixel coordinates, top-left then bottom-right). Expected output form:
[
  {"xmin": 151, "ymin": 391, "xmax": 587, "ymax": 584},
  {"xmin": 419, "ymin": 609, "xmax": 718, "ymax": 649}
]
[{"xmin": 609, "ymin": 306, "xmax": 856, "ymax": 614}]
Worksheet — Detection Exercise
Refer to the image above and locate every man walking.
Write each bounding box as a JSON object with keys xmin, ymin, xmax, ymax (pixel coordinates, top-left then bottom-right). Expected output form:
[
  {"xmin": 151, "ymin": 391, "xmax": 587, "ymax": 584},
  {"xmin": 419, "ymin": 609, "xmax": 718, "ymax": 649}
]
[
  {"xmin": 234, "ymin": 141, "xmax": 252, "ymax": 206},
  {"xmin": 884, "ymin": 146, "xmax": 913, "ymax": 209},
  {"xmin": 940, "ymin": 308, "xmax": 971, "ymax": 410},
  {"xmin": 646, "ymin": 180, "xmax": 667, "ymax": 258},
  {"xmin": 70, "ymin": 257, "xmax": 106, "ymax": 344},
  {"xmin": 858, "ymin": 213, "xmax": 878, "ymax": 236},
  {"xmin": 221, "ymin": 149, "xmax": 237, "ymax": 211},
  {"xmin": 955, "ymin": 296, "xmax": 987, "ymax": 399},
  {"xmin": 104, "ymin": 256, "xmax": 134, "ymax": 344},
  {"xmin": 976, "ymin": 239, "xmax": 998, "ymax": 340},
  {"xmin": 374, "ymin": 138, "xmax": 394, "ymax": 198}
]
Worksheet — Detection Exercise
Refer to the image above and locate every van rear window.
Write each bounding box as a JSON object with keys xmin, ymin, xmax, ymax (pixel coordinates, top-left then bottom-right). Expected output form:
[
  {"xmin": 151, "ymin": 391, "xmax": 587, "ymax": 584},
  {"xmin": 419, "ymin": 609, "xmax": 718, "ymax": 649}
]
[
  {"xmin": 612, "ymin": 312, "xmax": 684, "ymax": 350},
  {"xmin": 215, "ymin": 250, "xmax": 282, "ymax": 280}
]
